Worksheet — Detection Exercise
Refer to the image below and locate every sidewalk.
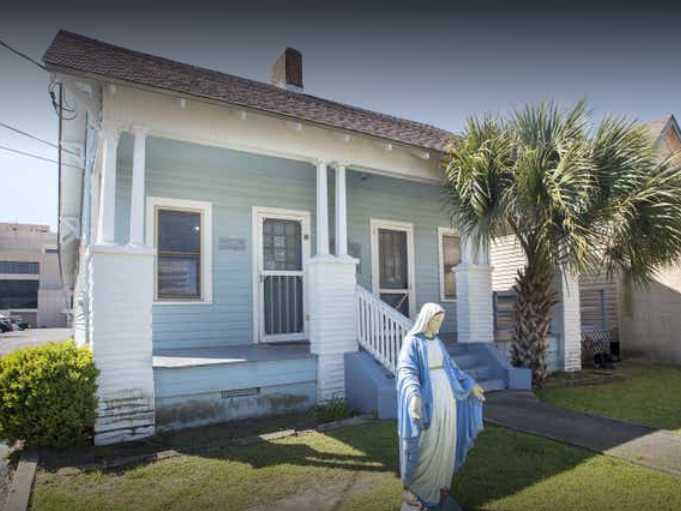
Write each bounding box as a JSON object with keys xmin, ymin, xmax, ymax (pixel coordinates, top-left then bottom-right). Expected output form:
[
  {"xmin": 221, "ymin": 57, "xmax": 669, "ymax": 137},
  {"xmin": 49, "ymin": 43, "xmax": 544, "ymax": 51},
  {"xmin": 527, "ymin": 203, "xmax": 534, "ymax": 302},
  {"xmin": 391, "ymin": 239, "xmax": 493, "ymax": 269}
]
[{"xmin": 484, "ymin": 391, "xmax": 681, "ymax": 478}]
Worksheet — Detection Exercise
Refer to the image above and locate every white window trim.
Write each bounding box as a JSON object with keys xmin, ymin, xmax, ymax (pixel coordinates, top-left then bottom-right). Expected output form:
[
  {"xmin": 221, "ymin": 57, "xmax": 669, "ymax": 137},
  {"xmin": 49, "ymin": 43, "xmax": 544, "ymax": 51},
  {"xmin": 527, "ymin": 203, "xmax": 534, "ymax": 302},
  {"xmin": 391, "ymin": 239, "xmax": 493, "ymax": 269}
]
[
  {"xmin": 438, "ymin": 226, "xmax": 460, "ymax": 303},
  {"xmin": 370, "ymin": 218, "xmax": 416, "ymax": 318},
  {"xmin": 146, "ymin": 196, "xmax": 213, "ymax": 305},
  {"xmin": 251, "ymin": 206, "xmax": 312, "ymax": 343}
]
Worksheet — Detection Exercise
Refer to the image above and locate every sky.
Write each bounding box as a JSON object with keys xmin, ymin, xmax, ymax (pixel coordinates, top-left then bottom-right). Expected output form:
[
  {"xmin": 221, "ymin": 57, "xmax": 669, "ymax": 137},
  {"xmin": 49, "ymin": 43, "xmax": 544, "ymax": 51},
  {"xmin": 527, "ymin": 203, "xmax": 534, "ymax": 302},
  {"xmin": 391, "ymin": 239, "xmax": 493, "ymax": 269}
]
[{"xmin": 1, "ymin": 0, "xmax": 680, "ymax": 230}]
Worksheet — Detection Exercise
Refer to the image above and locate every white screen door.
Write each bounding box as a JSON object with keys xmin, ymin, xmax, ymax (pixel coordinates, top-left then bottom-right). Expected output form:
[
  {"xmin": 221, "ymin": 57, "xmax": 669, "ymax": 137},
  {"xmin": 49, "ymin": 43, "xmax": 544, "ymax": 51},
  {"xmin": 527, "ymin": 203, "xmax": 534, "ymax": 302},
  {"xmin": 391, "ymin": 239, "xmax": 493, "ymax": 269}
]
[
  {"xmin": 370, "ymin": 219, "xmax": 416, "ymax": 318},
  {"xmin": 254, "ymin": 208, "xmax": 310, "ymax": 342}
]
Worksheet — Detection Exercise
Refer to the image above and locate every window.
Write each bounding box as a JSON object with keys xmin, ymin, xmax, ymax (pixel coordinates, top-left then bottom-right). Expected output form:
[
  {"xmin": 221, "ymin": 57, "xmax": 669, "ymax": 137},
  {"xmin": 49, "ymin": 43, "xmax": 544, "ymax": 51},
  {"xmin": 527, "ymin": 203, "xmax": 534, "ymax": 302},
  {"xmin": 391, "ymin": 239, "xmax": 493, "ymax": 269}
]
[
  {"xmin": 438, "ymin": 228, "xmax": 461, "ymax": 301},
  {"xmin": 0, "ymin": 280, "xmax": 39, "ymax": 309},
  {"xmin": 0, "ymin": 261, "xmax": 39, "ymax": 274},
  {"xmin": 147, "ymin": 197, "xmax": 212, "ymax": 303}
]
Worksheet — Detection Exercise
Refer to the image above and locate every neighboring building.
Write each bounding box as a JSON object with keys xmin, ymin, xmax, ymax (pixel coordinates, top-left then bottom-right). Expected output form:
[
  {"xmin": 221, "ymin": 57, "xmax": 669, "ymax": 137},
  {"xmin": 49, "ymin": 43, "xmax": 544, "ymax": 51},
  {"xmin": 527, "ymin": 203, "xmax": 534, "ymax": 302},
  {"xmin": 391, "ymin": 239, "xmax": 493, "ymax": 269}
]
[
  {"xmin": 0, "ymin": 223, "xmax": 66, "ymax": 328},
  {"xmin": 43, "ymin": 30, "xmax": 581, "ymax": 445},
  {"xmin": 618, "ymin": 114, "xmax": 681, "ymax": 364}
]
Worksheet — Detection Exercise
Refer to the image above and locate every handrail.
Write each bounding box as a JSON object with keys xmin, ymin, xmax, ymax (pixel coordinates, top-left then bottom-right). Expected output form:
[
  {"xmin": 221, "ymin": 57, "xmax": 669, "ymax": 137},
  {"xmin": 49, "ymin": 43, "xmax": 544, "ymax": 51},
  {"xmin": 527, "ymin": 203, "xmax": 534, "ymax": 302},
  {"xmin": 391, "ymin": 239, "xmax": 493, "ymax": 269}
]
[{"xmin": 355, "ymin": 284, "xmax": 414, "ymax": 375}]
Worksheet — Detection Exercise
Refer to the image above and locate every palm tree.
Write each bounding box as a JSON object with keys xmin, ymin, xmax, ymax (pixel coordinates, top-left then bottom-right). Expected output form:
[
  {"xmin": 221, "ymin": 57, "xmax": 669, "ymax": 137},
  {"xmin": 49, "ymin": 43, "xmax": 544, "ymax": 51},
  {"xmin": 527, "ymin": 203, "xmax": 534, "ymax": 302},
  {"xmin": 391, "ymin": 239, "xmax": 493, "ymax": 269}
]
[{"xmin": 443, "ymin": 101, "xmax": 681, "ymax": 385}]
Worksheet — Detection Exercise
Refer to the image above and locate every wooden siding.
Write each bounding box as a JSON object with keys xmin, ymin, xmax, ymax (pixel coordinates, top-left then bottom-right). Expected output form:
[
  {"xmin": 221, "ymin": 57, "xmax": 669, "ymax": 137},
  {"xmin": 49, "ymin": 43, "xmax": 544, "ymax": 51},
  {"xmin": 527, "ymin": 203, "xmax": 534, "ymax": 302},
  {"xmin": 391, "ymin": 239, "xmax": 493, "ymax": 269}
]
[
  {"xmin": 115, "ymin": 135, "xmax": 317, "ymax": 350},
  {"xmin": 579, "ymin": 272, "xmax": 618, "ymax": 332},
  {"xmin": 490, "ymin": 235, "xmax": 525, "ymax": 292},
  {"xmin": 341, "ymin": 170, "xmax": 459, "ymax": 335},
  {"xmin": 114, "ymin": 136, "xmax": 463, "ymax": 349}
]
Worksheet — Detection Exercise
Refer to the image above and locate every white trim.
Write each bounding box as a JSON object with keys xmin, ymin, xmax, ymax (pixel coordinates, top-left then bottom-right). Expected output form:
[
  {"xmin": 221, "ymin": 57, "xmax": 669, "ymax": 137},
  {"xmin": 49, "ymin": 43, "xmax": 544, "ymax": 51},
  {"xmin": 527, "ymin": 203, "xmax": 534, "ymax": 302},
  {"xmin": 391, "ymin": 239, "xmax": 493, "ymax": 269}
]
[
  {"xmin": 252, "ymin": 206, "xmax": 312, "ymax": 343},
  {"xmin": 145, "ymin": 196, "xmax": 213, "ymax": 305},
  {"xmin": 370, "ymin": 218, "xmax": 416, "ymax": 318},
  {"xmin": 0, "ymin": 274, "xmax": 40, "ymax": 280},
  {"xmin": 437, "ymin": 226, "xmax": 460, "ymax": 303}
]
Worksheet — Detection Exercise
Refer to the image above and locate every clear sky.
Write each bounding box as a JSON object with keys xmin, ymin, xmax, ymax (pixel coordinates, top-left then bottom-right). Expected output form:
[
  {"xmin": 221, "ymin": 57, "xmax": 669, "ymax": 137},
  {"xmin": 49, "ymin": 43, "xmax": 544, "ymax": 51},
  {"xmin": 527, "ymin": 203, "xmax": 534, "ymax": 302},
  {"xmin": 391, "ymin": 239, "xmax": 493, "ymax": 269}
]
[{"xmin": 1, "ymin": 0, "xmax": 680, "ymax": 230}]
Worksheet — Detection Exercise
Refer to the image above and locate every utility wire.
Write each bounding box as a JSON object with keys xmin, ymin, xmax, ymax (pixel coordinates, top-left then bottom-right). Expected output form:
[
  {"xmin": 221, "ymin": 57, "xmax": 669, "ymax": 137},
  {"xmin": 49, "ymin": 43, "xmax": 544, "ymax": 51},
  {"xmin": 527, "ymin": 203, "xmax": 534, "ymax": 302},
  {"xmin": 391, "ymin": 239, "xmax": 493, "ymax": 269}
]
[
  {"xmin": 0, "ymin": 39, "xmax": 46, "ymax": 71},
  {"xmin": 0, "ymin": 144, "xmax": 81, "ymax": 170},
  {"xmin": 0, "ymin": 121, "xmax": 78, "ymax": 155}
]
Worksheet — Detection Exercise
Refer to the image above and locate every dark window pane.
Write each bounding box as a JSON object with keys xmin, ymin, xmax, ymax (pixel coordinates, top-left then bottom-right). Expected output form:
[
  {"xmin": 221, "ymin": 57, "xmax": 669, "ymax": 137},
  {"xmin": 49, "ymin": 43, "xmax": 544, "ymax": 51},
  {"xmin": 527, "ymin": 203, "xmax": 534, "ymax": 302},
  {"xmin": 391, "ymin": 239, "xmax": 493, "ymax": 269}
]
[
  {"xmin": 0, "ymin": 261, "xmax": 40, "ymax": 274},
  {"xmin": 158, "ymin": 210, "xmax": 201, "ymax": 253},
  {"xmin": 157, "ymin": 256, "xmax": 200, "ymax": 298},
  {"xmin": 442, "ymin": 235, "xmax": 460, "ymax": 299},
  {"xmin": 0, "ymin": 280, "xmax": 39, "ymax": 308},
  {"xmin": 379, "ymin": 229, "xmax": 408, "ymax": 289},
  {"xmin": 262, "ymin": 219, "xmax": 301, "ymax": 271},
  {"xmin": 380, "ymin": 292, "xmax": 409, "ymax": 317}
]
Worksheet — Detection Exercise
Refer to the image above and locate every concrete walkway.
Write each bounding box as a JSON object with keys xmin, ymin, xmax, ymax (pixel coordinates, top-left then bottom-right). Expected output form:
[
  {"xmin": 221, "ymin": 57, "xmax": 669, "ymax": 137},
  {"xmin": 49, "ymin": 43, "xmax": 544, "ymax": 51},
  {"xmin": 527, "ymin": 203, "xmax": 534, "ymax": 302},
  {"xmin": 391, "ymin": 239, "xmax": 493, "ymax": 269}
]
[
  {"xmin": 484, "ymin": 391, "xmax": 681, "ymax": 478},
  {"xmin": 0, "ymin": 328, "xmax": 72, "ymax": 356}
]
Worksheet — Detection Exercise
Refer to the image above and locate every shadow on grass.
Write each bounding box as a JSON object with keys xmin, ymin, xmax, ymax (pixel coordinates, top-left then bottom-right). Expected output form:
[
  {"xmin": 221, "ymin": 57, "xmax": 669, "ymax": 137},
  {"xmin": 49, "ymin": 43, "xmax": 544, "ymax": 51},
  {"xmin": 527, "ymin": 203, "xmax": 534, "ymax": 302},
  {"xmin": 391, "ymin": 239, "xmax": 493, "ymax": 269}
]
[{"xmin": 36, "ymin": 414, "xmax": 604, "ymax": 511}]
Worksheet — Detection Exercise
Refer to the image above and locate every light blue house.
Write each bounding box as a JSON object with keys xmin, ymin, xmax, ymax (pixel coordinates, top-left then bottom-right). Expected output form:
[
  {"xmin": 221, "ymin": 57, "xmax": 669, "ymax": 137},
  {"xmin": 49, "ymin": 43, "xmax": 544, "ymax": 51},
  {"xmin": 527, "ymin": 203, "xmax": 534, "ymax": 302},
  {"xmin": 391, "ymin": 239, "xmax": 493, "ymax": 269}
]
[{"xmin": 45, "ymin": 30, "xmax": 581, "ymax": 445}]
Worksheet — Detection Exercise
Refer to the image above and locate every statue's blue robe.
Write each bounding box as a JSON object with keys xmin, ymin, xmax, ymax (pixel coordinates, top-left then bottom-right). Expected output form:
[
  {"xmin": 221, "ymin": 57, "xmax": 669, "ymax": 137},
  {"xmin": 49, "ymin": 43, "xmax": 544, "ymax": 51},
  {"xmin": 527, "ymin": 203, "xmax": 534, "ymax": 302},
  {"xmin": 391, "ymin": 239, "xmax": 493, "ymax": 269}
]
[{"xmin": 396, "ymin": 334, "xmax": 484, "ymax": 495}]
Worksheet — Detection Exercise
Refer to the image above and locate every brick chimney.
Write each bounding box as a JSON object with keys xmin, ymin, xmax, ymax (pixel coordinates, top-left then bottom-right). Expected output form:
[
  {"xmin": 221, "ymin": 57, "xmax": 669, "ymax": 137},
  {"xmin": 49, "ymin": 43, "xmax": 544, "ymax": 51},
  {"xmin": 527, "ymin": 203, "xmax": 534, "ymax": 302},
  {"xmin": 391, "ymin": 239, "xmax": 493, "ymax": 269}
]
[{"xmin": 272, "ymin": 48, "xmax": 303, "ymax": 92}]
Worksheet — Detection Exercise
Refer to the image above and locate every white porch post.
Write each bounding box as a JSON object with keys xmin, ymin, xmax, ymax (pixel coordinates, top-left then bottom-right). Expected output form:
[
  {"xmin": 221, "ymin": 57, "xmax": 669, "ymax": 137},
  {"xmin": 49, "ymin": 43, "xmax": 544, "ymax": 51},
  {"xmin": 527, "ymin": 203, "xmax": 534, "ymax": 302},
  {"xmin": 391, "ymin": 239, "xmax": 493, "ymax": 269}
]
[
  {"xmin": 96, "ymin": 127, "xmax": 119, "ymax": 244},
  {"xmin": 558, "ymin": 267, "xmax": 582, "ymax": 372},
  {"xmin": 308, "ymin": 159, "xmax": 357, "ymax": 402},
  {"xmin": 129, "ymin": 125, "xmax": 148, "ymax": 247},
  {"xmin": 334, "ymin": 164, "xmax": 348, "ymax": 257},
  {"xmin": 455, "ymin": 235, "xmax": 494, "ymax": 343},
  {"xmin": 89, "ymin": 125, "xmax": 156, "ymax": 445},
  {"xmin": 315, "ymin": 160, "xmax": 330, "ymax": 256}
]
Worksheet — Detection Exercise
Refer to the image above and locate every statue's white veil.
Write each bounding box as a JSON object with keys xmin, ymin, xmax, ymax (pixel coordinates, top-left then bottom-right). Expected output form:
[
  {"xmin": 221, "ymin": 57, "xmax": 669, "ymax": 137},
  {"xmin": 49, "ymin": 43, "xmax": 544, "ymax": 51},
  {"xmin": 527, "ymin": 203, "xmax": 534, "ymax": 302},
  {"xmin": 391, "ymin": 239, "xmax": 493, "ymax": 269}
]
[{"xmin": 406, "ymin": 302, "xmax": 445, "ymax": 339}]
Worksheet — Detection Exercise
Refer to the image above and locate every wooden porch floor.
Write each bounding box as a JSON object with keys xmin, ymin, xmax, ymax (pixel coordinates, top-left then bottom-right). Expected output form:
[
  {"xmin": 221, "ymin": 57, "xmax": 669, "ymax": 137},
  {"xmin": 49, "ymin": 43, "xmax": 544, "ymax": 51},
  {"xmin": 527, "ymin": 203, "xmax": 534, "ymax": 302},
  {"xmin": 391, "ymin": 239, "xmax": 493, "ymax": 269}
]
[{"xmin": 152, "ymin": 341, "xmax": 313, "ymax": 369}]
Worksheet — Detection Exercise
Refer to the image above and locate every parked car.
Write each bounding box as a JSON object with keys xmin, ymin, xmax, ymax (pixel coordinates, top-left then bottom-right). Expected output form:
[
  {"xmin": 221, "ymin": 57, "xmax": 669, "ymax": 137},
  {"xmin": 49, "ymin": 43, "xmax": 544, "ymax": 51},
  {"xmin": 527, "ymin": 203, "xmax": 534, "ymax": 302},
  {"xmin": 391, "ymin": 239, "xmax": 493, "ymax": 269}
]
[{"xmin": 0, "ymin": 314, "xmax": 13, "ymax": 333}]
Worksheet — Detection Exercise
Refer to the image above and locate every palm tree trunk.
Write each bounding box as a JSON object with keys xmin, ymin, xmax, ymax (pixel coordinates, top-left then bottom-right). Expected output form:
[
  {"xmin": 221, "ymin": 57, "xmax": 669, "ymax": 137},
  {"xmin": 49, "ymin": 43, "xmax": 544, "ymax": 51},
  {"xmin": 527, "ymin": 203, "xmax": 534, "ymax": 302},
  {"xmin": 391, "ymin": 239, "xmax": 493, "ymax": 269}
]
[{"xmin": 510, "ymin": 262, "xmax": 557, "ymax": 386}]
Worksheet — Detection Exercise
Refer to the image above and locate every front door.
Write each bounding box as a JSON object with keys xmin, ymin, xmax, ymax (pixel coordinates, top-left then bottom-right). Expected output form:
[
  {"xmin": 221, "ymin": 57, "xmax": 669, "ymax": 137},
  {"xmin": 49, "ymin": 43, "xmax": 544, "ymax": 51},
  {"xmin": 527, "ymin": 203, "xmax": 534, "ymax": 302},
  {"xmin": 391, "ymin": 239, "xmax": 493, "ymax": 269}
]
[
  {"xmin": 370, "ymin": 219, "xmax": 415, "ymax": 318},
  {"xmin": 254, "ymin": 208, "xmax": 311, "ymax": 342}
]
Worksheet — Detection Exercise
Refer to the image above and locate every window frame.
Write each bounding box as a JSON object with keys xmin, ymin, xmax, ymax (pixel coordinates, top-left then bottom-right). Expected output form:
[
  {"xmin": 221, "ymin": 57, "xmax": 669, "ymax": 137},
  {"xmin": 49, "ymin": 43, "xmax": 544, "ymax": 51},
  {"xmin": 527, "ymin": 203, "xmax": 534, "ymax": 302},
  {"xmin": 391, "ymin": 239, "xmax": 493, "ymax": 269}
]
[
  {"xmin": 146, "ymin": 197, "xmax": 213, "ymax": 305},
  {"xmin": 438, "ymin": 227, "xmax": 461, "ymax": 303}
]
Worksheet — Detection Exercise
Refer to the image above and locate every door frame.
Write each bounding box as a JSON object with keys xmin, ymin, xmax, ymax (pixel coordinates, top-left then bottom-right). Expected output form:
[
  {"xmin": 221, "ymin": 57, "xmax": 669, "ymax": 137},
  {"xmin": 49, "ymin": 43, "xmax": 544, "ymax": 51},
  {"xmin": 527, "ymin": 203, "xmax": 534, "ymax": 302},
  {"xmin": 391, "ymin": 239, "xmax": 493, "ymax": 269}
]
[
  {"xmin": 369, "ymin": 218, "xmax": 416, "ymax": 318},
  {"xmin": 252, "ymin": 206, "xmax": 311, "ymax": 343}
]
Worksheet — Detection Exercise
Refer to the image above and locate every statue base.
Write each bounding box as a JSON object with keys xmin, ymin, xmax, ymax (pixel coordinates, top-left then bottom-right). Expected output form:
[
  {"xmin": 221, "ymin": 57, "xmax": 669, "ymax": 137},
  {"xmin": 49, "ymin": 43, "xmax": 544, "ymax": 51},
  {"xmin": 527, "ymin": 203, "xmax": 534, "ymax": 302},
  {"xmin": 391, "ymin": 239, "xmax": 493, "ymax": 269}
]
[{"xmin": 400, "ymin": 495, "xmax": 464, "ymax": 511}]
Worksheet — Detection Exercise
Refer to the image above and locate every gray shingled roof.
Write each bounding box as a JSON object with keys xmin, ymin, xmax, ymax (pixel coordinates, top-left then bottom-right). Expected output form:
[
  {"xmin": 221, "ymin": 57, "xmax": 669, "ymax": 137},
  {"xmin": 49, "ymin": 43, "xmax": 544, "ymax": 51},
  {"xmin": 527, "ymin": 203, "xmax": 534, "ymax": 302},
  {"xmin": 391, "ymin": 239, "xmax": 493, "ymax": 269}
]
[
  {"xmin": 43, "ymin": 30, "xmax": 453, "ymax": 152},
  {"xmin": 644, "ymin": 114, "xmax": 678, "ymax": 142}
]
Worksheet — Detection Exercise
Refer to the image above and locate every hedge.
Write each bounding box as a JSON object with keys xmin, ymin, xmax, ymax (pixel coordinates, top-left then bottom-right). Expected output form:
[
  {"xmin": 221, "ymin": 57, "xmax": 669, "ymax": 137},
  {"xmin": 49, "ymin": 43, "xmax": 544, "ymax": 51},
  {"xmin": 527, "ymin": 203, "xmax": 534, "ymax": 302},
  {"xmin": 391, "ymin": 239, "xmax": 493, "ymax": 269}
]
[{"xmin": 0, "ymin": 340, "xmax": 99, "ymax": 448}]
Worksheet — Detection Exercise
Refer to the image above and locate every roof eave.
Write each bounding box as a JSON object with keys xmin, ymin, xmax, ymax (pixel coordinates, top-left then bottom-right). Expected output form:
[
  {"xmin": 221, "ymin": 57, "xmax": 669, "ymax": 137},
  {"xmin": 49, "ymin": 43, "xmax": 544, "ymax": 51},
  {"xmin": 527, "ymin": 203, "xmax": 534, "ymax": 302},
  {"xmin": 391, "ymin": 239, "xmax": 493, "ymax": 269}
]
[{"xmin": 45, "ymin": 61, "xmax": 450, "ymax": 156}]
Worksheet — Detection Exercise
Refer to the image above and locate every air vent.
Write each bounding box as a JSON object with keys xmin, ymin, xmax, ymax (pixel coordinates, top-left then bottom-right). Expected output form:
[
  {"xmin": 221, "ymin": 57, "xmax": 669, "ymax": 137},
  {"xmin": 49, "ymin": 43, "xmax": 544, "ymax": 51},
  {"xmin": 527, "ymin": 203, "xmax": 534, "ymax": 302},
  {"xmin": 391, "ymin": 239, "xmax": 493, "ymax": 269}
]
[{"xmin": 221, "ymin": 387, "xmax": 260, "ymax": 399}]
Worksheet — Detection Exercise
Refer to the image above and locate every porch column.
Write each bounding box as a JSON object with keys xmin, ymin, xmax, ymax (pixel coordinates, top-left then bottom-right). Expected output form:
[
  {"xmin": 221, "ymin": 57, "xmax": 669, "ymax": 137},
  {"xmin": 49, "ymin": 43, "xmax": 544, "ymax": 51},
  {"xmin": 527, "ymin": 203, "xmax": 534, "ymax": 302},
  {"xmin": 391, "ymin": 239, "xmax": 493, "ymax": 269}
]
[
  {"xmin": 308, "ymin": 159, "xmax": 357, "ymax": 402},
  {"xmin": 89, "ymin": 126, "xmax": 156, "ymax": 444},
  {"xmin": 315, "ymin": 159, "xmax": 330, "ymax": 256},
  {"xmin": 334, "ymin": 163, "xmax": 348, "ymax": 257},
  {"xmin": 558, "ymin": 267, "xmax": 582, "ymax": 372},
  {"xmin": 129, "ymin": 125, "xmax": 148, "ymax": 247},
  {"xmin": 455, "ymin": 235, "xmax": 494, "ymax": 343},
  {"xmin": 96, "ymin": 127, "xmax": 120, "ymax": 245}
]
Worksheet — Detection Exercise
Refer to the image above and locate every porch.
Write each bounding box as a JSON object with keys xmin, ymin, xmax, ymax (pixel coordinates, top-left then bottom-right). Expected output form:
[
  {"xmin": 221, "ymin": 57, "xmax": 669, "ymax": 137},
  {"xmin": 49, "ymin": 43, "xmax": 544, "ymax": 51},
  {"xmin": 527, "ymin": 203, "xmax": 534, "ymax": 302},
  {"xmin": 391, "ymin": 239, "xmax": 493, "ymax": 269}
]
[{"xmin": 152, "ymin": 342, "xmax": 317, "ymax": 431}]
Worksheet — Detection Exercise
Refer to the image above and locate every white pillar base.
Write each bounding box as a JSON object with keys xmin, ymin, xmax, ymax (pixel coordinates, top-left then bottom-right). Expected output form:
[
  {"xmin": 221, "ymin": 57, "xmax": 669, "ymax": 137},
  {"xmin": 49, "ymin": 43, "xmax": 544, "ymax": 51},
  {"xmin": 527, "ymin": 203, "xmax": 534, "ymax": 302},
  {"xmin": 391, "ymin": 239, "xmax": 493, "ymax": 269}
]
[
  {"xmin": 90, "ymin": 244, "xmax": 156, "ymax": 445},
  {"xmin": 307, "ymin": 255, "xmax": 358, "ymax": 402},
  {"xmin": 558, "ymin": 268, "xmax": 582, "ymax": 372},
  {"xmin": 455, "ymin": 264, "xmax": 494, "ymax": 343}
]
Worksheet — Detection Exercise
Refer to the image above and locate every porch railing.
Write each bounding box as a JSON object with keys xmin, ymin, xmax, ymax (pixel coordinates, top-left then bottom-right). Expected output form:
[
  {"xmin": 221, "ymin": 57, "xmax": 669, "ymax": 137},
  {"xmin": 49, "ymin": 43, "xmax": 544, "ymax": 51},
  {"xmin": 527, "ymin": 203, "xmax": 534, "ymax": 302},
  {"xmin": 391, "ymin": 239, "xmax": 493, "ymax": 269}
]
[{"xmin": 355, "ymin": 284, "xmax": 414, "ymax": 375}]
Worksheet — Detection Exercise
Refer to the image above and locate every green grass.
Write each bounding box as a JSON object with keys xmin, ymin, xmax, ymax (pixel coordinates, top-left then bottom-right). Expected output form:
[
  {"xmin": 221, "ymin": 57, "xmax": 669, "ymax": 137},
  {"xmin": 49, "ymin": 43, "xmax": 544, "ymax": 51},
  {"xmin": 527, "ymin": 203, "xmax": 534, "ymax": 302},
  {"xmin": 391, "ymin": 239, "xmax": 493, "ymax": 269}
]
[
  {"xmin": 537, "ymin": 362, "xmax": 681, "ymax": 433},
  {"xmin": 32, "ymin": 422, "xmax": 681, "ymax": 511}
]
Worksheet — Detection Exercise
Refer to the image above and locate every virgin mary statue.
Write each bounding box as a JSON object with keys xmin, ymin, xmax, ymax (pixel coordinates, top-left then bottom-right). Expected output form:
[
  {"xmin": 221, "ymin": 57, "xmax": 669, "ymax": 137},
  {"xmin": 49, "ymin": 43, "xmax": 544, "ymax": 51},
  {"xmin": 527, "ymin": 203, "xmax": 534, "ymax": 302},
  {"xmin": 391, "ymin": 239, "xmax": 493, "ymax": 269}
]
[{"xmin": 397, "ymin": 303, "xmax": 485, "ymax": 510}]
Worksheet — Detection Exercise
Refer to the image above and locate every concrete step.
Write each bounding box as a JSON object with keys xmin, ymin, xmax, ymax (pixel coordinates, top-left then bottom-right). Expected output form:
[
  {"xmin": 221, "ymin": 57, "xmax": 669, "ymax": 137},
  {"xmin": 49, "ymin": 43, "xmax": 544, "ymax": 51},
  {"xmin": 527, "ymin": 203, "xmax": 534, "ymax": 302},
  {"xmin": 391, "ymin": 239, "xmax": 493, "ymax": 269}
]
[
  {"xmin": 451, "ymin": 353, "xmax": 477, "ymax": 369},
  {"xmin": 464, "ymin": 365, "xmax": 491, "ymax": 381},
  {"xmin": 479, "ymin": 378, "xmax": 506, "ymax": 392}
]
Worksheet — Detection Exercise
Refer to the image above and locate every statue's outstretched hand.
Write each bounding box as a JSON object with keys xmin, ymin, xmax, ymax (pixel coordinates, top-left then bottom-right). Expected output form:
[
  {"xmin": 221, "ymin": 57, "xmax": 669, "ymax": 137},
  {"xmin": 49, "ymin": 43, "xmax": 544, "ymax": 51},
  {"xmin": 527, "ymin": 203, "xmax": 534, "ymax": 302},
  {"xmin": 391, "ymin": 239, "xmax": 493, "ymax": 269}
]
[
  {"xmin": 409, "ymin": 395, "xmax": 423, "ymax": 421},
  {"xmin": 472, "ymin": 384, "xmax": 486, "ymax": 402}
]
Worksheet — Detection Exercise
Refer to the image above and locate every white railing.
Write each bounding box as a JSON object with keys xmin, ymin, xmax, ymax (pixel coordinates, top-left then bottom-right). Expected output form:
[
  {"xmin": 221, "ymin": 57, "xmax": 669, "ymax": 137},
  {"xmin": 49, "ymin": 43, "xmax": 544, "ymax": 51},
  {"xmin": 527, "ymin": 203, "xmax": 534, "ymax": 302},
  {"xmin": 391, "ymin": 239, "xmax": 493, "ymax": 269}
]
[{"xmin": 355, "ymin": 285, "xmax": 414, "ymax": 375}]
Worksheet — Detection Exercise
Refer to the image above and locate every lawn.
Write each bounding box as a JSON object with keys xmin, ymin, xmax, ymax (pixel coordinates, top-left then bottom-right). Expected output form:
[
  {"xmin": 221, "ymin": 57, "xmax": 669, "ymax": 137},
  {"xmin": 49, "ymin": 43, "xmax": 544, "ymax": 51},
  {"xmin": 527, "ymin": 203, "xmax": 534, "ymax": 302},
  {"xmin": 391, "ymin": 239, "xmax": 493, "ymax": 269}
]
[
  {"xmin": 32, "ymin": 422, "xmax": 681, "ymax": 511},
  {"xmin": 537, "ymin": 361, "xmax": 681, "ymax": 433}
]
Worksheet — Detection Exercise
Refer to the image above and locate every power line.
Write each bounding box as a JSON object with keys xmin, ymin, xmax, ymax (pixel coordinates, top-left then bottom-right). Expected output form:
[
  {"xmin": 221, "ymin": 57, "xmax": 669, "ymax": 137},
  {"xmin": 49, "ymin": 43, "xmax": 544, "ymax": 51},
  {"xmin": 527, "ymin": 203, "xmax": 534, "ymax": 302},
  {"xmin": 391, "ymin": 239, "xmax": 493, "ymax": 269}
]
[
  {"xmin": 0, "ymin": 39, "xmax": 46, "ymax": 71},
  {"xmin": 0, "ymin": 144, "xmax": 81, "ymax": 170},
  {"xmin": 0, "ymin": 121, "xmax": 78, "ymax": 155}
]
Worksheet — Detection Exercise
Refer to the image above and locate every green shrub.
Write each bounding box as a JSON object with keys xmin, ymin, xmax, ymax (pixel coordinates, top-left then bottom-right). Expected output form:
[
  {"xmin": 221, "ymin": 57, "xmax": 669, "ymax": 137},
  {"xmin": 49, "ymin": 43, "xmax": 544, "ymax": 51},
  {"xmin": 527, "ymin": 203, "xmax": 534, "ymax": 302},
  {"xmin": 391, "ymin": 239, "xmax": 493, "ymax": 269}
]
[
  {"xmin": 0, "ymin": 340, "xmax": 99, "ymax": 448},
  {"xmin": 312, "ymin": 396, "xmax": 353, "ymax": 423}
]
